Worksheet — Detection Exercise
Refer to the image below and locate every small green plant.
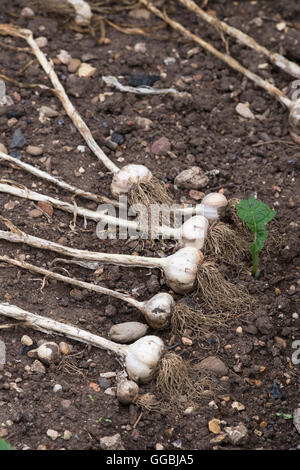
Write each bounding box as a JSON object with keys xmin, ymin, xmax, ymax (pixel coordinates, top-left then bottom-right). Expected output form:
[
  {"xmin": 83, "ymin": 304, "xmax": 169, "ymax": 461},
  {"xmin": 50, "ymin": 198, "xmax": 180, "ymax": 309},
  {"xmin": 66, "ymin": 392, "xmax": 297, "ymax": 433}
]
[
  {"xmin": 0, "ymin": 438, "xmax": 14, "ymax": 450},
  {"xmin": 236, "ymin": 197, "xmax": 276, "ymax": 278}
]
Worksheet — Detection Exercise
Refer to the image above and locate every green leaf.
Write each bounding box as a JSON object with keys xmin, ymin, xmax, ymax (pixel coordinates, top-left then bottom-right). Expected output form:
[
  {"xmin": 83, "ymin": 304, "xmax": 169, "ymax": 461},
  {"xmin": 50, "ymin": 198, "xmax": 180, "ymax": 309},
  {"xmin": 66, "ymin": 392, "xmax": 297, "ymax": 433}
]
[
  {"xmin": 236, "ymin": 197, "xmax": 276, "ymax": 276},
  {"xmin": 236, "ymin": 197, "xmax": 276, "ymax": 239},
  {"xmin": 0, "ymin": 438, "xmax": 14, "ymax": 450}
]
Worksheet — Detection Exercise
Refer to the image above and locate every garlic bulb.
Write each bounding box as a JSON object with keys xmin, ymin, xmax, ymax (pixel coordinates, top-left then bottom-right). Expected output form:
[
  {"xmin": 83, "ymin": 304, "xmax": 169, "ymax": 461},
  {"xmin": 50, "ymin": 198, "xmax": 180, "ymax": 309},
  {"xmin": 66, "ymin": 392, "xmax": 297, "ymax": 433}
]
[
  {"xmin": 36, "ymin": 341, "xmax": 61, "ymax": 365},
  {"xmin": 125, "ymin": 335, "xmax": 165, "ymax": 383},
  {"xmin": 201, "ymin": 192, "xmax": 228, "ymax": 220},
  {"xmin": 68, "ymin": 0, "xmax": 92, "ymax": 25},
  {"xmin": 117, "ymin": 378, "xmax": 139, "ymax": 405},
  {"xmin": 141, "ymin": 292, "xmax": 175, "ymax": 329},
  {"xmin": 179, "ymin": 215, "xmax": 208, "ymax": 250},
  {"xmin": 162, "ymin": 247, "xmax": 203, "ymax": 294},
  {"xmin": 289, "ymin": 102, "xmax": 300, "ymax": 143},
  {"xmin": 110, "ymin": 164, "xmax": 153, "ymax": 197}
]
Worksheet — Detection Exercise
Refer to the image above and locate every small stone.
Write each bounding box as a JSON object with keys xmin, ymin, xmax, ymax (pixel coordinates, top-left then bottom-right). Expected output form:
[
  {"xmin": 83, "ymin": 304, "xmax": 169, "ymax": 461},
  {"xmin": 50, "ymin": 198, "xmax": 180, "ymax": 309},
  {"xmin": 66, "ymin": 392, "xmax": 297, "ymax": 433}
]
[
  {"xmin": 255, "ymin": 316, "xmax": 272, "ymax": 335},
  {"xmin": 99, "ymin": 433, "xmax": 125, "ymax": 450},
  {"xmin": 104, "ymin": 387, "xmax": 117, "ymax": 397},
  {"xmin": 172, "ymin": 438, "xmax": 182, "ymax": 449},
  {"xmin": 46, "ymin": 429, "xmax": 59, "ymax": 441},
  {"xmin": 31, "ymin": 360, "xmax": 46, "ymax": 374},
  {"xmin": 134, "ymin": 42, "xmax": 147, "ymax": 53},
  {"xmin": 39, "ymin": 106, "xmax": 59, "ymax": 118},
  {"xmin": 53, "ymin": 384, "xmax": 62, "ymax": 393},
  {"xmin": 0, "ymin": 428, "xmax": 8, "ymax": 438},
  {"xmin": 63, "ymin": 430, "xmax": 72, "ymax": 440},
  {"xmin": 36, "ymin": 444, "xmax": 47, "ymax": 450},
  {"xmin": 135, "ymin": 116, "xmax": 153, "ymax": 131},
  {"xmin": 9, "ymin": 128, "xmax": 26, "ymax": 149},
  {"xmin": 276, "ymin": 21, "xmax": 286, "ymax": 31},
  {"xmin": 77, "ymin": 63, "xmax": 96, "ymax": 78},
  {"xmin": 7, "ymin": 118, "xmax": 18, "ymax": 127},
  {"xmin": 274, "ymin": 336, "xmax": 287, "ymax": 349},
  {"xmin": 129, "ymin": 8, "xmax": 150, "ymax": 20},
  {"xmin": 21, "ymin": 335, "xmax": 33, "ymax": 347},
  {"xmin": 164, "ymin": 57, "xmax": 176, "ymax": 66},
  {"xmin": 21, "ymin": 7, "xmax": 35, "ymax": 17},
  {"xmin": 4, "ymin": 201, "xmax": 17, "ymax": 210},
  {"xmin": 0, "ymin": 143, "xmax": 8, "ymax": 154},
  {"xmin": 232, "ymin": 401, "xmax": 245, "ymax": 411},
  {"xmin": 28, "ymin": 209, "xmax": 43, "ymax": 218},
  {"xmin": 37, "ymin": 201, "xmax": 54, "ymax": 218},
  {"xmin": 208, "ymin": 418, "xmax": 221, "ymax": 434},
  {"xmin": 109, "ymin": 322, "xmax": 148, "ymax": 344},
  {"xmin": 98, "ymin": 376, "xmax": 111, "ymax": 390},
  {"xmin": 181, "ymin": 337, "xmax": 193, "ymax": 346},
  {"xmin": 293, "ymin": 408, "xmax": 300, "ymax": 434},
  {"xmin": 111, "ymin": 132, "xmax": 124, "ymax": 145},
  {"xmin": 225, "ymin": 423, "xmax": 248, "ymax": 445},
  {"xmin": 59, "ymin": 342, "xmax": 70, "ymax": 355},
  {"xmin": 187, "ymin": 47, "xmax": 200, "ymax": 57},
  {"xmin": 184, "ymin": 406, "xmax": 195, "ymax": 415},
  {"xmin": 61, "ymin": 399, "xmax": 71, "ymax": 410},
  {"xmin": 197, "ymin": 356, "xmax": 228, "ymax": 376},
  {"xmin": 57, "ymin": 49, "xmax": 71, "ymax": 65},
  {"xmin": 35, "ymin": 37, "xmax": 48, "ymax": 48},
  {"xmin": 100, "ymin": 372, "xmax": 117, "ymax": 379},
  {"xmin": 155, "ymin": 443, "xmax": 164, "ymax": 450},
  {"xmin": 151, "ymin": 137, "xmax": 171, "ymax": 156},
  {"xmin": 210, "ymin": 433, "xmax": 227, "ymax": 444},
  {"xmin": 68, "ymin": 58, "xmax": 81, "ymax": 73},
  {"xmin": 236, "ymin": 326, "xmax": 243, "ymax": 336},
  {"xmin": 208, "ymin": 400, "xmax": 218, "ymax": 409},
  {"xmin": 236, "ymin": 103, "xmax": 255, "ymax": 119},
  {"xmin": 36, "ymin": 342, "xmax": 61, "ymax": 364},
  {"xmin": 174, "ymin": 167, "xmax": 209, "ymax": 190},
  {"xmin": 189, "ymin": 190, "xmax": 204, "ymax": 200},
  {"xmin": 26, "ymin": 145, "xmax": 43, "ymax": 156}
]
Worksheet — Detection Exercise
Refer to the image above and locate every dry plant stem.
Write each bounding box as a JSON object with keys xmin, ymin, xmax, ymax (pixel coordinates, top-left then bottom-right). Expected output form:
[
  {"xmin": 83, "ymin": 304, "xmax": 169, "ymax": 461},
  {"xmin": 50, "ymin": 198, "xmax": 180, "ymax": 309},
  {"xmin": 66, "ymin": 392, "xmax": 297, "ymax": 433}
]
[
  {"xmin": 140, "ymin": 0, "xmax": 300, "ymax": 143},
  {"xmin": 140, "ymin": 1, "xmax": 290, "ymax": 109},
  {"xmin": 0, "ymin": 227, "xmax": 166, "ymax": 269},
  {"xmin": 0, "ymin": 24, "xmax": 119, "ymax": 174},
  {"xmin": 0, "ymin": 182, "xmax": 194, "ymax": 239},
  {"xmin": 0, "ymin": 151, "xmax": 119, "ymax": 206},
  {"xmin": 0, "ymin": 182, "xmax": 136, "ymax": 230},
  {"xmin": 178, "ymin": 0, "xmax": 300, "ymax": 79},
  {"xmin": 0, "ymin": 254, "xmax": 165, "ymax": 323},
  {"xmin": 0, "ymin": 302, "xmax": 127, "ymax": 357}
]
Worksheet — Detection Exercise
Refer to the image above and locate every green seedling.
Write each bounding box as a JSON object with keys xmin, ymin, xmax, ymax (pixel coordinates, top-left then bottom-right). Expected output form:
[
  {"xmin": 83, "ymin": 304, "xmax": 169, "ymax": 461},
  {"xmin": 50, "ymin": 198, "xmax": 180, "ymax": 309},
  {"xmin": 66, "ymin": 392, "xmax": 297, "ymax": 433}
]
[
  {"xmin": 276, "ymin": 413, "xmax": 293, "ymax": 420},
  {"xmin": 0, "ymin": 438, "xmax": 14, "ymax": 450},
  {"xmin": 88, "ymin": 394, "xmax": 94, "ymax": 402},
  {"xmin": 236, "ymin": 197, "xmax": 276, "ymax": 278}
]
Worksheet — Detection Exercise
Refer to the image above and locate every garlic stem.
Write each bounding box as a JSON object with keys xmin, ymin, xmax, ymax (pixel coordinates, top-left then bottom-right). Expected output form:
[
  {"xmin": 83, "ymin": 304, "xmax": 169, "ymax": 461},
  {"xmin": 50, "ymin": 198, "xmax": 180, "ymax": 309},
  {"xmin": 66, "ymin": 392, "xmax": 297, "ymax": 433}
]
[
  {"xmin": 0, "ymin": 255, "xmax": 173, "ymax": 329},
  {"xmin": 0, "ymin": 228, "xmax": 202, "ymax": 293},
  {"xmin": 0, "ymin": 183, "xmax": 208, "ymax": 246},
  {"xmin": 0, "ymin": 150, "xmax": 119, "ymax": 206},
  {"xmin": 0, "ymin": 302, "xmax": 165, "ymax": 382}
]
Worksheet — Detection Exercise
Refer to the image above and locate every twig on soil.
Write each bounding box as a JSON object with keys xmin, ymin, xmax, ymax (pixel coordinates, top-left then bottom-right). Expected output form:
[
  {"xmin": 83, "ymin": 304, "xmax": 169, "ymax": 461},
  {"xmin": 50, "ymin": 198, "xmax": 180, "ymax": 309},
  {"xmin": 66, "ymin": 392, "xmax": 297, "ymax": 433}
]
[
  {"xmin": 102, "ymin": 75, "xmax": 190, "ymax": 97},
  {"xmin": 140, "ymin": 0, "xmax": 300, "ymax": 143},
  {"xmin": 178, "ymin": 0, "xmax": 300, "ymax": 79}
]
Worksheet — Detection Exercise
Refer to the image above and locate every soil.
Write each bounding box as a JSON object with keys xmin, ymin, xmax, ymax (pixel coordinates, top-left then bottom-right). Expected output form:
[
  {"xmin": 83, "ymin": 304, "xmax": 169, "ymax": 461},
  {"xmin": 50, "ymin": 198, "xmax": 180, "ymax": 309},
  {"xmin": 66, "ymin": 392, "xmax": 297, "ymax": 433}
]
[{"xmin": 0, "ymin": 0, "xmax": 299, "ymax": 451}]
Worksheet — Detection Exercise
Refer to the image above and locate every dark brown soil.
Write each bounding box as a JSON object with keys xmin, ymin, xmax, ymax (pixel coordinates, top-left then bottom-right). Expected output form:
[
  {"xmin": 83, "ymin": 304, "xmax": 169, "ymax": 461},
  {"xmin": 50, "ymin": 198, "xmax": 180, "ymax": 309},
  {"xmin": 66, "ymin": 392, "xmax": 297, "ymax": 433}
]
[{"xmin": 0, "ymin": 0, "xmax": 299, "ymax": 450}]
